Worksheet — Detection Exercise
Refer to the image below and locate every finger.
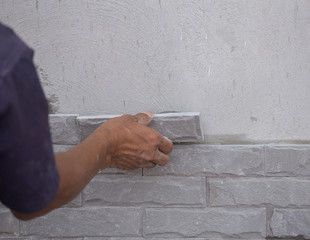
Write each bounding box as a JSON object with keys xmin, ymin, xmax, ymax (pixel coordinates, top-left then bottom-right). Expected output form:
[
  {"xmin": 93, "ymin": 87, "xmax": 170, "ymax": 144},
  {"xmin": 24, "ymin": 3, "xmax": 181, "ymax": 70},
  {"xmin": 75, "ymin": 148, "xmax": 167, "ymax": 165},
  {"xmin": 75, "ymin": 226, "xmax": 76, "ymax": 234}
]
[
  {"xmin": 133, "ymin": 111, "xmax": 153, "ymax": 125},
  {"xmin": 152, "ymin": 149, "xmax": 170, "ymax": 166},
  {"xmin": 144, "ymin": 161, "xmax": 157, "ymax": 169},
  {"xmin": 158, "ymin": 136, "xmax": 173, "ymax": 154}
]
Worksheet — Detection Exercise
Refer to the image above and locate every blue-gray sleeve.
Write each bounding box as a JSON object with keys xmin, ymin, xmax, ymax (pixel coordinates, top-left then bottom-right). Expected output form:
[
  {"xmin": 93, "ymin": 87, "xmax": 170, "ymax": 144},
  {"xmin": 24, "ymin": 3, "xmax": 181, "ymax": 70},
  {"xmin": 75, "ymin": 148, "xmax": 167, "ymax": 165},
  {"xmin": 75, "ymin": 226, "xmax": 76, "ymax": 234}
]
[{"xmin": 0, "ymin": 23, "xmax": 59, "ymax": 214}]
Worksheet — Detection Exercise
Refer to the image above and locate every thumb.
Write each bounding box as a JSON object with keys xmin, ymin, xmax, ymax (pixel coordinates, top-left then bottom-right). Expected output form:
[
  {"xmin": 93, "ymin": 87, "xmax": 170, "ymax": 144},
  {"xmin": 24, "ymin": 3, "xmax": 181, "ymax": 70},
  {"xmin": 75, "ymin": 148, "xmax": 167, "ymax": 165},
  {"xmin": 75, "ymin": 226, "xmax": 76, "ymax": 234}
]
[{"xmin": 134, "ymin": 111, "xmax": 153, "ymax": 125}]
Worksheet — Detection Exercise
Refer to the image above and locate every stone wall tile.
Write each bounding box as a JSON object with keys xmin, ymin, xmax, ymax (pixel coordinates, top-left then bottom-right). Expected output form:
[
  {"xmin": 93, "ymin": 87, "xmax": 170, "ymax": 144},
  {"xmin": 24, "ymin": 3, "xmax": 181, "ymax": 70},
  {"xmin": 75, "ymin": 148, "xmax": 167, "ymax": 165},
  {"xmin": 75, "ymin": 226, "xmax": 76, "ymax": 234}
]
[
  {"xmin": 77, "ymin": 112, "xmax": 203, "ymax": 143},
  {"xmin": 83, "ymin": 176, "xmax": 206, "ymax": 207},
  {"xmin": 143, "ymin": 208, "xmax": 266, "ymax": 238},
  {"xmin": 266, "ymin": 145, "xmax": 310, "ymax": 176},
  {"xmin": 49, "ymin": 114, "xmax": 80, "ymax": 145},
  {"xmin": 144, "ymin": 145, "xmax": 264, "ymax": 176},
  {"xmin": 209, "ymin": 177, "xmax": 310, "ymax": 207},
  {"xmin": 270, "ymin": 209, "xmax": 310, "ymax": 238},
  {"xmin": 20, "ymin": 207, "xmax": 142, "ymax": 237}
]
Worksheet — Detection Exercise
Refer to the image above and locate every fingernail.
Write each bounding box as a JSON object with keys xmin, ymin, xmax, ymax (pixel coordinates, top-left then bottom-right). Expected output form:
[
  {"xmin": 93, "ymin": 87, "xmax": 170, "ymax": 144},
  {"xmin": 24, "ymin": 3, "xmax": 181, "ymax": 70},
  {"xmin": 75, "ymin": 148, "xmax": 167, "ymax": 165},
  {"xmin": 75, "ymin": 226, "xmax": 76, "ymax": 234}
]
[{"xmin": 144, "ymin": 111, "xmax": 153, "ymax": 118}]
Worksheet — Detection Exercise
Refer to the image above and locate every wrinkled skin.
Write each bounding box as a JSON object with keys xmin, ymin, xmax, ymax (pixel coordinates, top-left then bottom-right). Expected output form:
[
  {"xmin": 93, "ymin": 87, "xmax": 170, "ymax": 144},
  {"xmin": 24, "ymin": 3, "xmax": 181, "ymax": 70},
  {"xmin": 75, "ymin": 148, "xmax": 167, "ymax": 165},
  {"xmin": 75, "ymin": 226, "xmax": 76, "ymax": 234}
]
[{"xmin": 98, "ymin": 111, "xmax": 173, "ymax": 170}]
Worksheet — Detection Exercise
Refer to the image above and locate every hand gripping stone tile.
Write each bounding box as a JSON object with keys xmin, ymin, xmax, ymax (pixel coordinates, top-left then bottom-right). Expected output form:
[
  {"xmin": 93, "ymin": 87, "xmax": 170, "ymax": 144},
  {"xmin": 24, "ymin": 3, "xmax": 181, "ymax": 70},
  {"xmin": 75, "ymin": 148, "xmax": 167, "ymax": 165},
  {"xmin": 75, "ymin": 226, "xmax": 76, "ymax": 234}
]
[
  {"xmin": 49, "ymin": 114, "xmax": 80, "ymax": 145},
  {"xmin": 77, "ymin": 112, "xmax": 203, "ymax": 142}
]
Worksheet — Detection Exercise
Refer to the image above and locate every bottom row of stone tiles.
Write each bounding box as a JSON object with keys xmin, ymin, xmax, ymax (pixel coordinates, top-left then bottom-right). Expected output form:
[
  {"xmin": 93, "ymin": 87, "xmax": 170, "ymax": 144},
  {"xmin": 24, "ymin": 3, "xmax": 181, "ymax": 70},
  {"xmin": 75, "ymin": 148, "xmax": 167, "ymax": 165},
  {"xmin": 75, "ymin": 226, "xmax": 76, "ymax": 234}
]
[
  {"xmin": 17, "ymin": 207, "xmax": 265, "ymax": 238},
  {"xmin": 0, "ymin": 236, "xmax": 268, "ymax": 240},
  {"xmin": 2, "ymin": 207, "xmax": 310, "ymax": 239}
]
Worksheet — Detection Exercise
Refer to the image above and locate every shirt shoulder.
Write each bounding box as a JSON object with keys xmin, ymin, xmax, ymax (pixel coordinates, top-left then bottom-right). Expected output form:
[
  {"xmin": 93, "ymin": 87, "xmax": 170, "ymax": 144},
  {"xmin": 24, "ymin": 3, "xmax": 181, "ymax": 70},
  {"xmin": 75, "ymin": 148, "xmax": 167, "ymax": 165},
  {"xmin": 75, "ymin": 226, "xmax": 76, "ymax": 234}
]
[{"xmin": 0, "ymin": 23, "xmax": 28, "ymax": 79}]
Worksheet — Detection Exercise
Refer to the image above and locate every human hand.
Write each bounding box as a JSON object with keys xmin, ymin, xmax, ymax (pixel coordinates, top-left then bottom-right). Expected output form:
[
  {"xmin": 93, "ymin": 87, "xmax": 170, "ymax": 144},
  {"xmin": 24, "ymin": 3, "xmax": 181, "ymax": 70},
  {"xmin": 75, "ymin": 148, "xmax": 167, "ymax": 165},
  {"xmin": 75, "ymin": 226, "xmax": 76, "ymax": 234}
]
[{"xmin": 97, "ymin": 111, "xmax": 173, "ymax": 170}]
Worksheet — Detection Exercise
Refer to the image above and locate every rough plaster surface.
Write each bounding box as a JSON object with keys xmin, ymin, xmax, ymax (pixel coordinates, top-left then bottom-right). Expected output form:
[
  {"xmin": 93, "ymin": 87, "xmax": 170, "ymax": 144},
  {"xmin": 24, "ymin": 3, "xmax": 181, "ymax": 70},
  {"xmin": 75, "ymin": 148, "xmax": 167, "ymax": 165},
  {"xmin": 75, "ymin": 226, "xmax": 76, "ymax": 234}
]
[{"xmin": 1, "ymin": 0, "xmax": 310, "ymax": 142}]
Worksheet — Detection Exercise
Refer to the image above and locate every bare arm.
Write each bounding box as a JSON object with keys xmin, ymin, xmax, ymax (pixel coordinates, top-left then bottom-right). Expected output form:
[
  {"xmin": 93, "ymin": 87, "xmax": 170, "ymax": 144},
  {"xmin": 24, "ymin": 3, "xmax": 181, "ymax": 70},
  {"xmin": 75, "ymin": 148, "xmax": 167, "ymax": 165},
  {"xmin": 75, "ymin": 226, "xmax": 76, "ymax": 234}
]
[{"xmin": 12, "ymin": 111, "xmax": 173, "ymax": 220}]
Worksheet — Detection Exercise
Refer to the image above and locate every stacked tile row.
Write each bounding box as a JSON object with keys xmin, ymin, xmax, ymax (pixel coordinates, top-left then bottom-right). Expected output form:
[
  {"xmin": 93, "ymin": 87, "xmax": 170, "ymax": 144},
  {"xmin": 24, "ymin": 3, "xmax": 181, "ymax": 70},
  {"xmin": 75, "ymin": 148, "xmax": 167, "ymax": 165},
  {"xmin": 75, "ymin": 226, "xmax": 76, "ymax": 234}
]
[{"xmin": 1, "ymin": 114, "xmax": 310, "ymax": 239}]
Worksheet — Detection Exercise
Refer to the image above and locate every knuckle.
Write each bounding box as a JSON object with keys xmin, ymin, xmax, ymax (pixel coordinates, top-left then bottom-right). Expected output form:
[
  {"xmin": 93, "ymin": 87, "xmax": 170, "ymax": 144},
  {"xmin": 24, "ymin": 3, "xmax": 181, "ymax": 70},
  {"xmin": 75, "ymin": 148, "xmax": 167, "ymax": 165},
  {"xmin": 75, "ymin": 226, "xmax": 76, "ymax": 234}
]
[
  {"xmin": 150, "ymin": 133, "xmax": 161, "ymax": 145},
  {"xmin": 122, "ymin": 114, "xmax": 132, "ymax": 120}
]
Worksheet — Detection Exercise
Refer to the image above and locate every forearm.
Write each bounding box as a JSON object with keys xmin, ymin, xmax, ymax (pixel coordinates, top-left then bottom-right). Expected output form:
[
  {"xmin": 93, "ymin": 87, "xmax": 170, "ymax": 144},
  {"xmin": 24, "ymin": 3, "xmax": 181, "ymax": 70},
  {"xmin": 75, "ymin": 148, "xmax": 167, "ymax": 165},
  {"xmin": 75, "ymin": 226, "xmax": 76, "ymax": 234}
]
[
  {"xmin": 12, "ymin": 129, "xmax": 109, "ymax": 220},
  {"xmin": 12, "ymin": 112, "xmax": 173, "ymax": 220}
]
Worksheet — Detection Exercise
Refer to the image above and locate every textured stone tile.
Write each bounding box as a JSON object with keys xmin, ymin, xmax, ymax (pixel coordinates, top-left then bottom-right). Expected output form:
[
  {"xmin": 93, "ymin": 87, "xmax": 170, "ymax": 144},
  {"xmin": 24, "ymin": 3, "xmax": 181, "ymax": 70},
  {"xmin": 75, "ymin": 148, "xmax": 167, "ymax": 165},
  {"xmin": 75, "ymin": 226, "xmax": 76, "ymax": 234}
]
[
  {"xmin": 0, "ymin": 238, "xmax": 31, "ymax": 240},
  {"xmin": 0, "ymin": 209, "xmax": 19, "ymax": 236},
  {"xmin": 53, "ymin": 145, "xmax": 75, "ymax": 154},
  {"xmin": 77, "ymin": 112, "xmax": 203, "ymax": 142},
  {"xmin": 88, "ymin": 238, "xmax": 265, "ymax": 240},
  {"xmin": 83, "ymin": 238, "xmax": 110, "ymax": 240},
  {"xmin": 144, "ymin": 145, "xmax": 264, "ymax": 176},
  {"xmin": 209, "ymin": 177, "xmax": 310, "ymax": 207},
  {"xmin": 83, "ymin": 176, "xmax": 206, "ymax": 207},
  {"xmin": 85, "ymin": 238, "xmax": 210, "ymax": 240},
  {"xmin": 266, "ymin": 145, "xmax": 310, "ymax": 176},
  {"xmin": 84, "ymin": 237, "xmax": 265, "ymax": 240},
  {"xmin": 149, "ymin": 112, "xmax": 203, "ymax": 142},
  {"xmin": 270, "ymin": 209, "xmax": 310, "ymax": 238},
  {"xmin": 49, "ymin": 114, "xmax": 80, "ymax": 145},
  {"xmin": 143, "ymin": 208, "xmax": 266, "ymax": 238},
  {"xmin": 30, "ymin": 238, "xmax": 83, "ymax": 240},
  {"xmin": 20, "ymin": 207, "xmax": 142, "ymax": 237}
]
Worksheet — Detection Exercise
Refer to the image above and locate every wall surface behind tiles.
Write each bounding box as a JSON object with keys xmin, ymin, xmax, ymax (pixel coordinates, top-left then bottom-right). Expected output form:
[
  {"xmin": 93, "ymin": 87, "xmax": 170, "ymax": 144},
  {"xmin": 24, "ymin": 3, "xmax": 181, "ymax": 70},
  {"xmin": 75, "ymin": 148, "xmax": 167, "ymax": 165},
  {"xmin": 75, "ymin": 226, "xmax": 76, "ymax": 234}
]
[{"xmin": 1, "ymin": 0, "xmax": 310, "ymax": 142}]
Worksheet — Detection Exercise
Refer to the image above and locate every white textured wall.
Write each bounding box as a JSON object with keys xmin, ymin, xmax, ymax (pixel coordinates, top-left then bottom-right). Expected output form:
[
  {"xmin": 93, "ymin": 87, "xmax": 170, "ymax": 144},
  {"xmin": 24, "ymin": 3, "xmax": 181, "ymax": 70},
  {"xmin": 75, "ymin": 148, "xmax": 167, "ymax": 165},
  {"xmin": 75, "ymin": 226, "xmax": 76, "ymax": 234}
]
[{"xmin": 1, "ymin": 0, "xmax": 310, "ymax": 142}]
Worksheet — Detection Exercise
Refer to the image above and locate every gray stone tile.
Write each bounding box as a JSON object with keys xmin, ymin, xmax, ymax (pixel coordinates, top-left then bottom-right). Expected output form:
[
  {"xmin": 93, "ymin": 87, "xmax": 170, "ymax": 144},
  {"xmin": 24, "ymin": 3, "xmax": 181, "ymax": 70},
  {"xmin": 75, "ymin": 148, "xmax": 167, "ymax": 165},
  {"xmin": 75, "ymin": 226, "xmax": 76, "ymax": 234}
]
[
  {"xmin": 53, "ymin": 145, "xmax": 75, "ymax": 154},
  {"xmin": 83, "ymin": 175, "xmax": 206, "ymax": 207},
  {"xmin": 0, "ymin": 238, "xmax": 31, "ymax": 240},
  {"xmin": 20, "ymin": 207, "xmax": 142, "ymax": 237},
  {"xmin": 143, "ymin": 208, "xmax": 266, "ymax": 238},
  {"xmin": 149, "ymin": 112, "xmax": 203, "ymax": 142},
  {"xmin": 209, "ymin": 177, "xmax": 310, "ymax": 207},
  {"xmin": 77, "ymin": 112, "xmax": 203, "ymax": 143},
  {"xmin": 144, "ymin": 145, "xmax": 264, "ymax": 176},
  {"xmin": 49, "ymin": 114, "xmax": 80, "ymax": 145},
  {"xmin": 30, "ymin": 238, "xmax": 83, "ymax": 240},
  {"xmin": 270, "ymin": 209, "xmax": 310, "ymax": 238},
  {"xmin": 85, "ymin": 238, "xmax": 210, "ymax": 240},
  {"xmin": 0, "ymin": 209, "xmax": 19, "ymax": 236},
  {"xmin": 266, "ymin": 145, "xmax": 310, "ymax": 176}
]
